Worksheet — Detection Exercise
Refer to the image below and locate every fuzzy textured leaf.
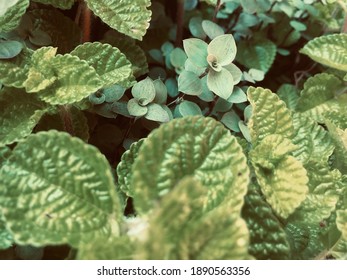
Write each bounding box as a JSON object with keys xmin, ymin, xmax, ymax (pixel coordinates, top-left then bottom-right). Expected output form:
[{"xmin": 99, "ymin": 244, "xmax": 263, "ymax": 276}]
[
  {"xmin": 0, "ymin": 213, "xmax": 13, "ymax": 250},
  {"xmin": 85, "ymin": 0, "xmax": 151, "ymax": 40},
  {"xmin": 250, "ymin": 135, "xmax": 308, "ymax": 219},
  {"xmin": 326, "ymin": 122, "xmax": 347, "ymax": 173},
  {"xmin": 247, "ymin": 87, "xmax": 293, "ymax": 144},
  {"xmin": 0, "ymin": 131, "xmax": 120, "ymax": 246},
  {"xmin": 71, "ymin": 42, "xmax": 134, "ymax": 88},
  {"xmin": 0, "ymin": 0, "xmax": 29, "ymax": 33},
  {"xmin": 131, "ymin": 116, "xmax": 249, "ymax": 214},
  {"xmin": 0, "ymin": 88, "xmax": 47, "ymax": 146},
  {"xmin": 35, "ymin": 54, "xmax": 103, "ymax": 105},
  {"xmin": 242, "ymin": 186, "xmax": 291, "ymax": 259},
  {"xmin": 300, "ymin": 34, "xmax": 347, "ymax": 71},
  {"xmin": 296, "ymin": 73, "xmax": 346, "ymax": 123}
]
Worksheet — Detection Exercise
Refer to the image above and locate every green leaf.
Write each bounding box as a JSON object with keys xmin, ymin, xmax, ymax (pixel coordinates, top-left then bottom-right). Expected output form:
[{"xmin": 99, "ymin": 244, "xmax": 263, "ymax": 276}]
[
  {"xmin": 103, "ymin": 84, "xmax": 125, "ymax": 103},
  {"xmin": 117, "ymin": 139, "xmax": 144, "ymax": 197},
  {"xmin": 127, "ymin": 98, "xmax": 148, "ymax": 117},
  {"xmin": 300, "ymin": 34, "xmax": 347, "ymax": 71},
  {"xmin": 0, "ymin": 88, "xmax": 47, "ymax": 147},
  {"xmin": 143, "ymin": 177, "xmax": 251, "ymax": 260},
  {"xmin": 189, "ymin": 17, "xmax": 206, "ymax": 39},
  {"xmin": 221, "ymin": 111, "xmax": 240, "ymax": 132},
  {"xmin": 0, "ymin": 40, "xmax": 23, "ymax": 59},
  {"xmin": 131, "ymin": 77, "xmax": 156, "ymax": 105},
  {"xmin": 247, "ymin": 87, "xmax": 293, "ymax": 144},
  {"xmin": 228, "ymin": 87, "xmax": 247, "ymax": 103},
  {"xmin": 170, "ymin": 48, "xmax": 187, "ymax": 70},
  {"xmin": 29, "ymin": 29, "xmax": 52, "ymax": 47},
  {"xmin": 290, "ymin": 20, "xmax": 307, "ymax": 31},
  {"xmin": 183, "ymin": 38, "xmax": 208, "ymax": 68},
  {"xmin": 0, "ymin": 131, "xmax": 121, "ymax": 246},
  {"xmin": 31, "ymin": 0, "xmax": 75, "ymax": 9},
  {"xmin": 85, "ymin": 0, "xmax": 151, "ymax": 40},
  {"xmin": 102, "ymin": 31, "xmax": 148, "ymax": 77},
  {"xmin": 250, "ymin": 134, "xmax": 308, "ymax": 219},
  {"xmin": 145, "ymin": 104, "xmax": 170, "ymax": 123},
  {"xmin": 296, "ymin": 73, "xmax": 346, "ymax": 123},
  {"xmin": 0, "ymin": 47, "xmax": 32, "ymax": 88},
  {"xmin": 326, "ymin": 122, "xmax": 347, "ymax": 173},
  {"xmin": 291, "ymin": 113, "xmax": 334, "ymax": 164},
  {"xmin": 207, "ymin": 68, "xmax": 234, "ymax": 99},
  {"xmin": 202, "ymin": 20, "xmax": 224, "ymax": 40},
  {"xmin": 23, "ymin": 47, "xmax": 57, "ymax": 93},
  {"xmin": 242, "ymin": 186, "xmax": 291, "ymax": 259},
  {"xmin": 208, "ymin": 34, "xmax": 236, "ymax": 66},
  {"xmin": 153, "ymin": 79, "xmax": 167, "ymax": 104},
  {"xmin": 277, "ymin": 84, "xmax": 299, "ymax": 110},
  {"xmin": 331, "ymin": 237, "xmax": 347, "ymax": 260},
  {"xmin": 178, "ymin": 70, "xmax": 202, "ymax": 96},
  {"xmin": 0, "ymin": 213, "xmax": 13, "ymax": 250},
  {"xmin": 35, "ymin": 54, "xmax": 103, "ymax": 105},
  {"xmin": 131, "ymin": 116, "xmax": 250, "ymax": 214},
  {"xmin": 71, "ymin": 42, "xmax": 134, "ymax": 88},
  {"xmin": 0, "ymin": 0, "xmax": 20, "ymax": 16},
  {"xmin": 178, "ymin": 101, "xmax": 202, "ymax": 116},
  {"xmin": 0, "ymin": 0, "xmax": 29, "ymax": 33},
  {"xmin": 236, "ymin": 38, "xmax": 276, "ymax": 73},
  {"xmin": 28, "ymin": 9, "xmax": 81, "ymax": 54},
  {"xmin": 225, "ymin": 63, "xmax": 242, "ymax": 85}
]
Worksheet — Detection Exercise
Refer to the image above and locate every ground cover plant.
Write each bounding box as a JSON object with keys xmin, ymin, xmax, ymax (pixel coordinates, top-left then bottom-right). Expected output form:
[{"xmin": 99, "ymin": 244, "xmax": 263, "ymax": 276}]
[{"xmin": 0, "ymin": 0, "xmax": 346, "ymax": 260}]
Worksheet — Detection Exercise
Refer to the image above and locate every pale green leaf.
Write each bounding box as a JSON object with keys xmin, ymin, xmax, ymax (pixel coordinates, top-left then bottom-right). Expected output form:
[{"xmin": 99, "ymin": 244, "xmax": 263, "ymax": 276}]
[
  {"xmin": 35, "ymin": 54, "xmax": 103, "ymax": 105},
  {"xmin": 189, "ymin": 17, "xmax": 206, "ymax": 39},
  {"xmin": 103, "ymin": 84, "xmax": 125, "ymax": 103},
  {"xmin": 324, "ymin": 110, "xmax": 347, "ymax": 130},
  {"xmin": 300, "ymin": 34, "xmax": 347, "ymax": 71},
  {"xmin": 170, "ymin": 48, "xmax": 187, "ymax": 69},
  {"xmin": 247, "ymin": 87, "xmax": 293, "ymax": 144},
  {"xmin": 0, "ymin": 88, "xmax": 47, "ymax": 147},
  {"xmin": 183, "ymin": 38, "xmax": 208, "ymax": 68},
  {"xmin": 0, "ymin": 131, "xmax": 121, "ymax": 246},
  {"xmin": 224, "ymin": 63, "xmax": 242, "ymax": 85},
  {"xmin": 236, "ymin": 38, "xmax": 276, "ymax": 73},
  {"xmin": 145, "ymin": 104, "xmax": 170, "ymax": 123},
  {"xmin": 291, "ymin": 113, "xmax": 334, "ymax": 164},
  {"xmin": 242, "ymin": 186, "xmax": 291, "ymax": 259},
  {"xmin": 23, "ymin": 47, "xmax": 57, "ymax": 93},
  {"xmin": 331, "ymin": 237, "xmax": 347, "ymax": 260},
  {"xmin": 290, "ymin": 20, "xmax": 307, "ymax": 31},
  {"xmin": 153, "ymin": 79, "xmax": 167, "ymax": 104},
  {"xmin": 228, "ymin": 87, "xmax": 247, "ymax": 103},
  {"xmin": 85, "ymin": 0, "xmax": 151, "ymax": 40},
  {"xmin": 102, "ymin": 30, "xmax": 148, "ymax": 77},
  {"xmin": 207, "ymin": 34, "xmax": 236, "ymax": 66},
  {"xmin": 0, "ymin": 48, "xmax": 32, "ymax": 88},
  {"xmin": 31, "ymin": 0, "xmax": 75, "ymax": 9},
  {"xmin": 144, "ymin": 176, "xmax": 250, "ymax": 259},
  {"xmin": 0, "ymin": 0, "xmax": 20, "ymax": 17},
  {"xmin": 250, "ymin": 135, "xmax": 308, "ymax": 219},
  {"xmin": 28, "ymin": 9, "xmax": 81, "ymax": 54},
  {"xmin": 127, "ymin": 98, "xmax": 148, "ymax": 117},
  {"xmin": 221, "ymin": 111, "xmax": 240, "ymax": 132},
  {"xmin": 116, "ymin": 139, "xmax": 144, "ymax": 197},
  {"xmin": 131, "ymin": 116, "xmax": 249, "ymax": 214},
  {"xmin": 296, "ymin": 73, "xmax": 346, "ymax": 123},
  {"xmin": 178, "ymin": 70, "xmax": 202, "ymax": 96},
  {"xmin": 207, "ymin": 68, "xmax": 234, "ymax": 99},
  {"xmin": 0, "ymin": 40, "xmax": 23, "ymax": 59},
  {"xmin": 202, "ymin": 20, "xmax": 224, "ymax": 40},
  {"xmin": 0, "ymin": 0, "xmax": 29, "ymax": 33},
  {"xmin": 238, "ymin": 121, "xmax": 252, "ymax": 142},
  {"xmin": 131, "ymin": 77, "xmax": 155, "ymax": 105},
  {"xmin": 71, "ymin": 42, "xmax": 134, "ymax": 88},
  {"xmin": 178, "ymin": 101, "xmax": 202, "ymax": 116}
]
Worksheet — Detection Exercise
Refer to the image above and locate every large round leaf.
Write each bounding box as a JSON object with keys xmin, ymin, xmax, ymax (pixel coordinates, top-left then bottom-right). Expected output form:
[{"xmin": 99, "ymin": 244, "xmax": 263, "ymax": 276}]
[
  {"xmin": 131, "ymin": 116, "xmax": 250, "ymax": 214},
  {"xmin": 0, "ymin": 131, "xmax": 121, "ymax": 246}
]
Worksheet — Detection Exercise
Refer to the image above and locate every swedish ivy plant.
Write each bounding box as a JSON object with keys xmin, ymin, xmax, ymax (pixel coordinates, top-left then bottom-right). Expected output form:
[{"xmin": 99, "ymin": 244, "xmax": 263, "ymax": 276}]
[{"xmin": 0, "ymin": 0, "xmax": 347, "ymax": 260}]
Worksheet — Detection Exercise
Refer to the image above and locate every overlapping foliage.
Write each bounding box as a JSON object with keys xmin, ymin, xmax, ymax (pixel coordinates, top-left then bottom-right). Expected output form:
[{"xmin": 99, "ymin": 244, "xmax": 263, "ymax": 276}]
[{"xmin": 0, "ymin": 0, "xmax": 346, "ymax": 260}]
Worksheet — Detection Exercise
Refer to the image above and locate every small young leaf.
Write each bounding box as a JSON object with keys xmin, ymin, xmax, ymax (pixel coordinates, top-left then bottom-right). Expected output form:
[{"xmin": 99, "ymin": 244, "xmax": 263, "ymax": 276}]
[
  {"xmin": 0, "ymin": 40, "xmax": 23, "ymax": 59},
  {"xmin": 89, "ymin": 92, "xmax": 106, "ymax": 105},
  {"xmin": 127, "ymin": 98, "xmax": 148, "ymax": 117},
  {"xmin": 131, "ymin": 77, "xmax": 156, "ymax": 105},
  {"xmin": 103, "ymin": 84, "xmax": 125, "ymax": 103},
  {"xmin": 183, "ymin": 38, "xmax": 208, "ymax": 68},
  {"xmin": 0, "ymin": 131, "xmax": 121, "ymax": 246},
  {"xmin": 207, "ymin": 34, "xmax": 237, "ymax": 66},
  {"xmin": 290, "ymin": 20, "xmax": 307, "ymax": 31},
  {"xmin": 170, "ymin": 48, "xmax": 187, "ymax": 70},
  {"xmin": 202, "ymin": 20, "xmax": 224, "ymax": 40},
  {"xmin": 300, "ymin": 34, "xmax": 347, "ymax": 71},
  {"xmin": 189, "ymin": 17, "xmax": 206, "ymax": 39},
  {"xmin": 178, "ymin": 70, "xmax": 202, "ymax": 96},
  {"xmin": 145, "ymin": 104, "xmax": 170, "ymax": 123},
  {"xmin": 165, "ymin": 78, "xmax": 179, "ymax": 98}
]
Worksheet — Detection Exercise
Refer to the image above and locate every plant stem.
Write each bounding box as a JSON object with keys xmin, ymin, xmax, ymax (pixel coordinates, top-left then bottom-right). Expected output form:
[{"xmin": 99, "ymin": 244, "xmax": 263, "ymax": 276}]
[
  {"xmin": 59, "ymin": 105, "xmax": 75, "ymax": 136},
  {"xmin": 175, "ymin": 0, "xmax": 185, "ymax": 47},
  {"xmin": 212, "ymin": 0, "xmax": 222, "ymax": 23}
]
